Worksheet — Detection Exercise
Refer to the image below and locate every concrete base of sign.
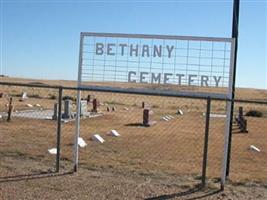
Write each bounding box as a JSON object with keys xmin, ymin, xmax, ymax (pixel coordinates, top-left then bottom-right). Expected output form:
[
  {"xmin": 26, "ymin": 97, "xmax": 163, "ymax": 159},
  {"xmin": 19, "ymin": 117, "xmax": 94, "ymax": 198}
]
[{"xmin": 92, "ymin": 134, "xmax": 105, "ymax": 143}]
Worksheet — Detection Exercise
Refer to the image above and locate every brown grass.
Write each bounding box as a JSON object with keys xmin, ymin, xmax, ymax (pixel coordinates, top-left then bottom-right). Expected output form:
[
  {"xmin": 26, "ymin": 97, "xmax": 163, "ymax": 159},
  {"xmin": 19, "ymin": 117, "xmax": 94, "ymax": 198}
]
[{"xmin": 0, "ymin": 77, "xmax": 267, "ymax": 199}]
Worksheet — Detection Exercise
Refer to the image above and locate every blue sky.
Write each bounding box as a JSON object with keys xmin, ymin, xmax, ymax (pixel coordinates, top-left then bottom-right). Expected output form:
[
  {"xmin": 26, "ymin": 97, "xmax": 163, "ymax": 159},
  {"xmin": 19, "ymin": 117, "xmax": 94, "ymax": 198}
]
[{"xmin": 0, "ymin": 0, "xmax": 266, "ymax": 89}]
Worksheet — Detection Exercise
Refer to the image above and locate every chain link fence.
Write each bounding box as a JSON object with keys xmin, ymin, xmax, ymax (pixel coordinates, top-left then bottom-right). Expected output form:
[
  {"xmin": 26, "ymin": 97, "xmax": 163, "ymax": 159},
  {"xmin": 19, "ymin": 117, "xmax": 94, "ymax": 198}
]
[
  {"xmin": 0, "ymin": 82, "xmax": 266, "ymax": 187},
  {"xmin": 0, "ymin": 85, "xmax": 59, "ymax": 178}
]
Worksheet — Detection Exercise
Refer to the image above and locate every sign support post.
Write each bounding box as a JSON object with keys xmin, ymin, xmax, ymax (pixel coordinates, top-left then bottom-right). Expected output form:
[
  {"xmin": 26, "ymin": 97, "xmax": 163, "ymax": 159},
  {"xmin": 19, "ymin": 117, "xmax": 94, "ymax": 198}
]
[
  {"xmin": 74, "ymin": 33, "xmax": 84, "ymax": 172},
  {"xmin": 226, "ymin": 0, "xmax": 240, "ymax": 178}
]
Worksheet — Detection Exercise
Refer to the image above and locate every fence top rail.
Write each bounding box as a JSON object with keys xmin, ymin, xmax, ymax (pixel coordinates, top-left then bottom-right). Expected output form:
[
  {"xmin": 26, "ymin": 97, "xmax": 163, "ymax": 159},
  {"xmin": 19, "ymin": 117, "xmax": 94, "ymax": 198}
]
[
  {"xmin": 81, "ymin": 32, "xmax": 234, "ymax": 42},
  {"xmin": 0, "ymin": 81, "xmax": 229, "ymax": 100},
  {"xmin": 79, "ymin": 85, "xmax": 230, "ymax": 101},
  {"xmin": 0, "ymin": 81, "xmax": 266, "ymax": 104}
]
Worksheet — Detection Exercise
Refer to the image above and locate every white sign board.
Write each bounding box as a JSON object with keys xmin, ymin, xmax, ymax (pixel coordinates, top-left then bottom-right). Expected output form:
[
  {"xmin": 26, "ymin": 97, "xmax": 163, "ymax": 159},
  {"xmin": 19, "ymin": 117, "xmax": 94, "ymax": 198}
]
[{"xmin": 77, "ymin": 32, "xmax": 235, "ymax": 98}]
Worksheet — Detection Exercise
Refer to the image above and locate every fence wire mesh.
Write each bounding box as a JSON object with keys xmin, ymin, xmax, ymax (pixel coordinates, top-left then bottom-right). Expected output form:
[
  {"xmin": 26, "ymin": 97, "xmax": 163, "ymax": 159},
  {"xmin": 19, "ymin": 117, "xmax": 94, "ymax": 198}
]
[
  {"xmin": 0, "ymin": 85, "xmax": 59, "ymax": 177},
  {"xmin": 0, "ymin": 83, "xmax": 266, "ymax": 186},
  {"xmin": 230, "ymin": 101, "xmax": 267, "ymax": 182}
]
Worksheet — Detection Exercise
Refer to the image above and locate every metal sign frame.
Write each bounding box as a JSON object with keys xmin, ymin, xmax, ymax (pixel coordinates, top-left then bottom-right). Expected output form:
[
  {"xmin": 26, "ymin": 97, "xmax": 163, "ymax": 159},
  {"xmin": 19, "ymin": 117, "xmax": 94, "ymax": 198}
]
[{"xmin": 74, "ymin": 32, "xmax": 236, "ymax": 188}]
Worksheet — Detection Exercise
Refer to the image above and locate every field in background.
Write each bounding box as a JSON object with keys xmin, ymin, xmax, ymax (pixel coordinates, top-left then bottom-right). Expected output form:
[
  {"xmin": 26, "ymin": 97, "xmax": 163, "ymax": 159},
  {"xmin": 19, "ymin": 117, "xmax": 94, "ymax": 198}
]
[{"xmin": 0, "ymin": 77, "xmax": 267, "ymax": 199}]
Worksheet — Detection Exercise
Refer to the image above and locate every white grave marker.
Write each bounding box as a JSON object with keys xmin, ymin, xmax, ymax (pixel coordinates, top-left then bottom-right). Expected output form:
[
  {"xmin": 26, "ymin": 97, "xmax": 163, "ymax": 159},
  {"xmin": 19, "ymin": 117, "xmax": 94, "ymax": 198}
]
[
  {"xmin": 22, "ymin": 92, "xmax": 28, "ymax": 100},
  {"xmin": 249, "ymin": 145, "xmax": 261, "ymax": 152},
  {"xmin": 48, "ymin": 148, "xmax": 57, "ymax": 155},
  {"xmin": 108, "ymin": 130, "xmax": 120, "ymax": 137},
  {"xmin": 78, "ymin": 137, "xmax": 87, "ymax": 148},
  {"xmin": 177, "ymin": 109, "xmax": 184, "ymax": 115},
  {"xmin": 92, "ymin": 134, "xmax": 105, "ymax": 143},
  {"xmin": 26, "ymin": 104, "xmax": 33, "ymax": 108}
]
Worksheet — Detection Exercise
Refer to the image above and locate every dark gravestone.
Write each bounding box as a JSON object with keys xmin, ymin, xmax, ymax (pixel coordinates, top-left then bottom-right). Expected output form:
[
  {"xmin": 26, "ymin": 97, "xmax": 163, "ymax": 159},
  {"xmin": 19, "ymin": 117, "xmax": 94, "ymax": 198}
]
[
  {"xmin": 52, "ymin": 103, "xmax": 58, "ymax": 120},
  {"xmin": 87, "ymin": 95, "xmax": 91, "ymax": 104},
  {"xmin": 143, "ymin": 109, "xmax": 150, "ymax": 127},
  {"xmin": 238, "ymin": 106, "xmax": 243, "ymax": 119},
  {"xmin": 236, "ymin": 106, "xmax": 248, "ymax": 133},
  {"xmin": 7, "ymin": 97, "xmax": 13, "ymax": 122},
  {"xmin": 92, "ymin": 98, "xmax": 97, "ymax": 112},
  {"xmin": 62, "ymin": 100, "xmax": 72, "ymax": 119}
]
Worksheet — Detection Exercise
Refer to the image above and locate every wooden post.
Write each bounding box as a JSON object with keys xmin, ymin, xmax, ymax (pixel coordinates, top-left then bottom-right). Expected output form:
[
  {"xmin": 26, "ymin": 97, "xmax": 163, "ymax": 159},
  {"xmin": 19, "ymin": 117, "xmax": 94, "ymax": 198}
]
[
  {"xmin": 7, "ymin": 97, "xmax": 13, "ymax": 122},
  {"xmin": 142, "ymin": 102, "xmax": 145, "ymax": 108}
]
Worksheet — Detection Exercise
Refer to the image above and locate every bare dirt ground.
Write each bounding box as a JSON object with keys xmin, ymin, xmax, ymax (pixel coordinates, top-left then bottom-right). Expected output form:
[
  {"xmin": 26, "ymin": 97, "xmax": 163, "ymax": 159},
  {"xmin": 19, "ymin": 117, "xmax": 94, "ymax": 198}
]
[
  {"xmin": 0, "ymin": 77, "xmax": 267, "ymax": 199},
  {"xmin": 1, "ymin": 168, "xmax": 267, "ymax": 200}
]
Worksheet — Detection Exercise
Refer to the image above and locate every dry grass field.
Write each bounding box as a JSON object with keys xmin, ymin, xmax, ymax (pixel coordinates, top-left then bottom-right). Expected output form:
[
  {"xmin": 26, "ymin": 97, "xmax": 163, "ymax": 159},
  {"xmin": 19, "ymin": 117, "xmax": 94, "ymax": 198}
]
[{"xmin": 0, "ymin": 76, "xmax": 267, "ymax": 199}]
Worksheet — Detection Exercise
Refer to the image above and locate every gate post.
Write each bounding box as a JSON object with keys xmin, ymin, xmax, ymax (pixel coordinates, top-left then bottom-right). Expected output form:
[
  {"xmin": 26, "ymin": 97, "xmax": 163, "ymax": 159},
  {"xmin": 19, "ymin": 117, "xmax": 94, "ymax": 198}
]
[
  {"xmin": 56, "ymin": 87, "xmax": 63, "ymax": 172},
  {"xmin": 202, "ymin": 97, "xmax": 211, "ymax": 187}
]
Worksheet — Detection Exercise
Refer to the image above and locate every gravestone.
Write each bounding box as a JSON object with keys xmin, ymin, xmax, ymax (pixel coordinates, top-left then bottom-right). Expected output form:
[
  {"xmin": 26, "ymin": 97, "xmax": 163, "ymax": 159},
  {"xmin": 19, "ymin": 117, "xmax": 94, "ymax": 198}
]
[
  {"xmin": 143, "ymin": 108, "xmax": 156, "ymax": 127},
  {"xmin": 87, "ymin": 95, "xmax": 91, "ymax": 103},
  {"xmin": 143, "ymin": 109, "xmax": 150, "ymax": 126},
  {"xmin": 92, "ymin": 98, "xmax": 97, "ymax": 112},
  {"xmin": 235, "ymin": 106, "xmax": 248, "ymax": 133},
  {"xmin": 62, "ymin": 100, "xmax": 72, "ymax": 119},
  {"xmin": 92, "ymin": 134, "xmax": 105, "ymax": 143},
  {"xmin": 7, "ymin": 97, "xmax": 13, "ymax": 122},
  {"xmin": 80, "ymin": 100, "xmax": 87, "ymax": 116},
  {"xmin": 52, "ymin": 103, "xmax": 58, "ymax": 120},
  {"xmin": 19, "ymin": 92, "xmax": 28, "ymax": 101}
]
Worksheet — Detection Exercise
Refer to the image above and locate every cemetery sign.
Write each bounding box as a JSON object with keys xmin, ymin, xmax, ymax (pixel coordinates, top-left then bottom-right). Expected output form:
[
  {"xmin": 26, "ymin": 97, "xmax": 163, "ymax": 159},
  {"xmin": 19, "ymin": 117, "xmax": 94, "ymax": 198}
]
[{"xmin": 77, "ymin": 32, "xmax": 235, "ymax": 97}]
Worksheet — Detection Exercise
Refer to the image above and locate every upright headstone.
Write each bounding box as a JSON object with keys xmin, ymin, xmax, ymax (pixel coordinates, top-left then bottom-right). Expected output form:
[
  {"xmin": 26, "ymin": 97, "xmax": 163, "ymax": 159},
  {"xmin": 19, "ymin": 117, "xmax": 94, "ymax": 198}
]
[
  {"xmin": 87, "ymin": 95, "xmax": 91, "ymax": 104},
  {"xmin": 7, "ymin": 97, "xmax": 13, "ymax": 122},
  {"xmin": 52, "ymin": 103, "xmax": 58, "ymax": 120},
  {"xmin": 238, "ymin": 107, "xmax": 243, "ymax": 119},
  {"xmin": 19, "ymin": 92, "xmax": 28, "ymax": 101},
  {"xmin": 22, "ymin": 92, "xmax": 28, "ymax": 100},
  {"xmin": 143, "ymin": 109, "xmax": 150, "ymax": 126},
  {"xmin": 92, "ymin": 98, "xmax": 97, "ymax": 112},
  {"xmin": 62, "ymin": 100, "xmax": 72, "ymax": 119},
  {"xmin": 143, "ymin": 108, "xmax": 156, "ymax": 127},
  {"xmin": 80, "ymin": 100, "xmax": 87, "ymax": 116}
]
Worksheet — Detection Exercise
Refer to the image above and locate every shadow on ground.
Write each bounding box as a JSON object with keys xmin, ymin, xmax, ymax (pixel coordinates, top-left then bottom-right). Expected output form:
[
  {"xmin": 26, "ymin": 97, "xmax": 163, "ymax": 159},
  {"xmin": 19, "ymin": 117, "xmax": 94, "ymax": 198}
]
[
  {"xmin": 0, "ymin": 170, "xmax": 73, "ymax": 183},
  {"xmin": 145, "ymin": 184, "xmax": 222, "ymax": 200}
]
